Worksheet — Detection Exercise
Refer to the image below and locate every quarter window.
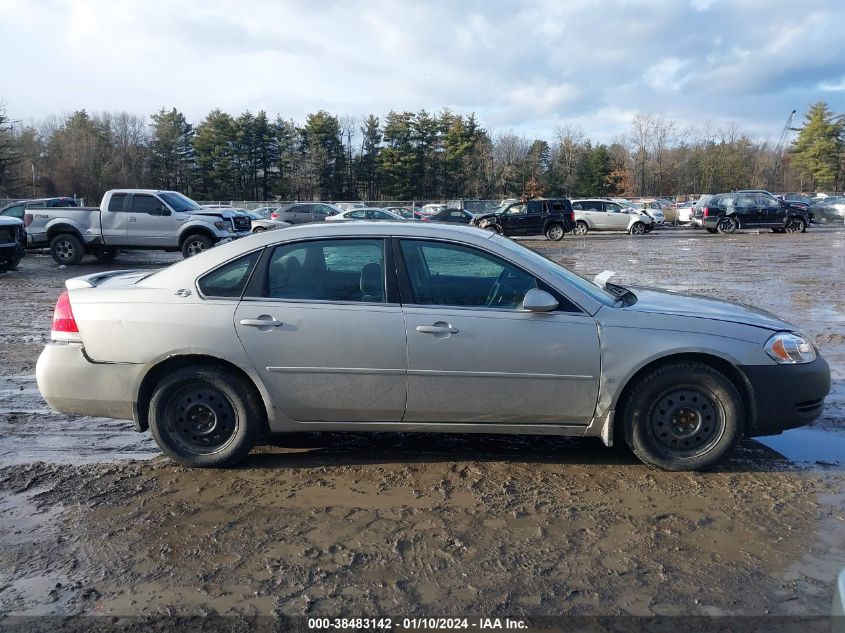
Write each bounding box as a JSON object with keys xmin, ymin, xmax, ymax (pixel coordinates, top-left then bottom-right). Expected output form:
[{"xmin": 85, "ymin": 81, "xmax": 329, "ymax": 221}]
[
  {"xmin": 399, "ymin": 240, "xmax": 537, "ymax": 309},
  {"xmin": 263, "ymin": 239, "xmax": 386, "ymax": 303},
  {"xmin": 198, "ymin": 251, "xmax": 261, "ymax": 298},
  {"xmin": 107, "ymin": 194, "xmax": 126, "ymax": 212}
]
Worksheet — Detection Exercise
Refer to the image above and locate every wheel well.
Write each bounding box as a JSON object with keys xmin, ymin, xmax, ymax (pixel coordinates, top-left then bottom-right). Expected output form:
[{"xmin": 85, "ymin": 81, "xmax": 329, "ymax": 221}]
[
  {"xmin": 179, "ymin": 228, "xmax": 216, "ymax": 248},
  {"xmin": 135, "ymin": 355, "xmax": 268, "ymax": 433},
  {"xmin": 47, "ymin": 226, "xmax": 83, "ymax": 242},
  {"xmin": 614, "ymin": 353, "xmax": 754, "ymax": 434}
]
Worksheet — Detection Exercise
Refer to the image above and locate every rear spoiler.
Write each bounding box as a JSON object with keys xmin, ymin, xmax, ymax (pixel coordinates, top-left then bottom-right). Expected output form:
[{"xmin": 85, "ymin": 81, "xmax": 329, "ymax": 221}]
[{"xmin": 65, "ymin": 269, "xmax": 149, "ymax": 289}]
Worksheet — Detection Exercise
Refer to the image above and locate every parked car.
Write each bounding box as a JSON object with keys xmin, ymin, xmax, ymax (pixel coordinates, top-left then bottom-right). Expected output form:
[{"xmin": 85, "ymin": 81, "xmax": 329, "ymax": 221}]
[
  {"xmin": 335, "ymin": 203, "xmax": 368, "ymax": 212},
  {"xmin": 471, "ymin": 198, "xmax": 575, "ymax": 241},
  {"xmin": 234, "ymin": 209, "xmax": 291, "ymax": 233},
  {"xmin": 781, "ymin": 193, "xmax": 812, "ymax": 208},
  {"xmin": 36, "ymin": 222, "xmax": 830, "ymax": 471},
  {"xmin": 702, "ymin": 192, "xmax": 811, "ymax": 234},
  {"xmin": 0, "ymin": 197, "xmax": 78, "ymax": 221},
  {"xmin": 446, "ymin": 199, "xmax": 501, "ymax": 215},
  {"xmin": 675, "ymin": 201, "xmax": 696, "ymax": 224},
  {"xmin": 631, "ymin": 199, "xmax": 666, "ymax": 224},
  {"xmin": 571, "ymin": 199, "xmax": 654, "ymax": 235},
  {"xmin": 422, "ymin": 208, "xmax": 476, "ymax": 224},
  {"xmin": 24, "ymin": 190, "xmax": 252, "ymax": 265},
  {"xmin": 735, "ymin": 190, "xmax": 813, "ymax": 226},
  {"xmin": 690, "ymin": 195, "xmax": 713, "ymax": 228},
  {"xmin": 385, "ymin": 206, "xmax": 422, "ymax": 220},
  {"xmin": 251, "ymin": 206, "xmax": 279, "ymax": 218},
  {"xmin": 271, "ymin": 203, "xmax": 342, "ymax": 224},
  {"xmin": 0, "ymin": 216, "xmax": 26, "ymax": 272},
  {"xmin": 420, "ymin": 203, "xmax": 447, "ymax": 216},
  {"xmin": 810, "ymin": 196, "xmax": 845, "ymax": 224},
  {"xmin": 325, "ymin": 208, "xmax": 407, "ymax": 222}
]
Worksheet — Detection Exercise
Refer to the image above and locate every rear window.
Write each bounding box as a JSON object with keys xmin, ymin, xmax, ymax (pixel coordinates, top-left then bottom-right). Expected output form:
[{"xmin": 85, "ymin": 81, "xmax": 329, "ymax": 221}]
[{"xmin": 198, "ymin": 251, "xmax": 261, "ymax": 298}]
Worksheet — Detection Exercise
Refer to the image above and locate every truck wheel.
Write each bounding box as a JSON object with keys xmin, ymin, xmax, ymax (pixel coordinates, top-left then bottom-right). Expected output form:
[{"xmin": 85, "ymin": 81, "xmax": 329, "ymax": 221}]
[
  {"xmin": 546, "ymin": 224, "xmax": 565, "ymax": 241},
  {"xmin": 93, "ymin": 247, "xmax": 119, "ymax": 262},
  {"xmin": 0, "ymin": 257, "xmax": 21, "ymax": 273},
  {"xmin": 50, "ymin": 234, "xmax": 84, "ymax": 265},
  {"xmin": 573, "ymin": 221, "xmax": 589, "ymax": 236},
  {"xmin": 622, "ymin": 361, "xmax": 744, "ymax": 471},
  {"xmin": 182, "ymin": 234, "xmax": 213, "ymax": 258},
  {"xmin": 148, "ymin": 366, "xmax": 263, "ymax": 468},
  {"xmin": 629, "ymin": 222, "xmax": 646, "ymax": 235}
]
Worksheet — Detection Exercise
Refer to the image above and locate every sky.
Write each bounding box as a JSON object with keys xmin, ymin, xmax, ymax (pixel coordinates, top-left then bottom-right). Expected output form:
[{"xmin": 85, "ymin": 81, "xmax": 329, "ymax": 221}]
[{"xmin": 1, "ymin": 0, "xmax": 844, "ymax": 144}]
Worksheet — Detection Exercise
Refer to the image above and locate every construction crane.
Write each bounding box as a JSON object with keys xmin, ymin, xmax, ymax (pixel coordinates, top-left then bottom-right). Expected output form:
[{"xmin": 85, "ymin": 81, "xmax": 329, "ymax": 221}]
[{"xmin": 767, "ymin": 109, "xmax": 797, "ymax": 192}]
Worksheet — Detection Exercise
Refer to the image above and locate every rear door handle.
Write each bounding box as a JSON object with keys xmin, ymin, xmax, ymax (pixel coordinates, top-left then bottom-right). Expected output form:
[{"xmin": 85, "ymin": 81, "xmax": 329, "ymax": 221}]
[
  {"xmin": 416, "ymin": 324, "xmax": 459, "ymax": 334},
  {"xmin": 240, "ymin": 317, "xmax": 283, "ymax": 328}
]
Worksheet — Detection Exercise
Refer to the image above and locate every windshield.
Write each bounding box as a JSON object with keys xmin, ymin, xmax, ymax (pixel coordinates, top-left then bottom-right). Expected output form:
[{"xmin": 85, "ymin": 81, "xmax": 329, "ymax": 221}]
[
  {"xmin": 159, "ymin": 192, "xmax": 203, "ymax": 212},
  {"xmin": 490, "ymin": 234, "xmax": 617, "ymax": 306}
]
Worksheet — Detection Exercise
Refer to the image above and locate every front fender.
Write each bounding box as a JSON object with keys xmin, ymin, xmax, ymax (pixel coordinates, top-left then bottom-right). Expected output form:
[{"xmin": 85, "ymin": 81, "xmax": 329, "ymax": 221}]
[{"xmin": 178, "ymin": 221, "xmax": 230, "ymax": 241}]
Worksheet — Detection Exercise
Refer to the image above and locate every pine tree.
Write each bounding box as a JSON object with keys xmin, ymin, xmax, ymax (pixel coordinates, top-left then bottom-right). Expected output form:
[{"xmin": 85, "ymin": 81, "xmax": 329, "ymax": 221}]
[{"xmin": 790, "ymin": 101, "xmax": 845, "ymax": 191}]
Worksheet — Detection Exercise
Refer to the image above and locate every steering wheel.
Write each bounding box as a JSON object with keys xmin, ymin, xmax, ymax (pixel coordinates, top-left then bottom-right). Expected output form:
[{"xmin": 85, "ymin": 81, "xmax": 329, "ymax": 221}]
[{"xmin": 484, "ymin": 269, "xmax": 510, "ymax": 307}]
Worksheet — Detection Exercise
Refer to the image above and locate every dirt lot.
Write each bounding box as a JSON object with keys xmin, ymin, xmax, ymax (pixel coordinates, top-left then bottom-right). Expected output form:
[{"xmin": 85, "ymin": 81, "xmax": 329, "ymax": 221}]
[{"xmin": 0, "ymin": 226, "xmax": 844, "ymax": 621}]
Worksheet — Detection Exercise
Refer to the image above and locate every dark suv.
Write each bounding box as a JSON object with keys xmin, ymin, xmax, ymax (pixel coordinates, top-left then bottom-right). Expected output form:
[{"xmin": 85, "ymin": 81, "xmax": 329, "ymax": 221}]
[
  {"xmin": 702, "ymin": 191, "xmax": 811, "ymax": 234},
  {"xmin": 0, "ymin": 216, "xmax": 26, "ymax": 272},
  {"xmin": 471, "ymin": 198, "xmax": 575, "ymax": 240}
]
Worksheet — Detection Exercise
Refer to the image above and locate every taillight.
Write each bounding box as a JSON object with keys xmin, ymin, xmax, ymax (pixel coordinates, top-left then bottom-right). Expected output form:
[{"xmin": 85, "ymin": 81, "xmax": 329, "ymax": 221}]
[
  {"xmin": 24, "ymin": 213, "xmax": 33, "ymax": 227},
  {"xmin": 702, "ymin": 206, "xmax": 709, "ymax": 217},
  {"xmin": 52, "ymin": 291, "xmax": 80, "ymax": 341},
  {"xmin": 271, "ymin": 212, "xmax": 278, "ymax": 220}
]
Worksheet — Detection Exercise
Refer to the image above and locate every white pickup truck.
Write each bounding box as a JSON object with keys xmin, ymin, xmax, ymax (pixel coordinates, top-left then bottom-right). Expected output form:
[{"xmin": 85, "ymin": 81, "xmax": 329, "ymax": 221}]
[{"xmin": 24, "ymin": 189, "xmax": 252, "ymax": 265}]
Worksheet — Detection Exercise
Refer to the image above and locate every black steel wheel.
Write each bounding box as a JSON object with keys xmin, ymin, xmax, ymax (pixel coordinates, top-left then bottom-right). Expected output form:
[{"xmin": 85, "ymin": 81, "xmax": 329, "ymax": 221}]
[
  {"xmin": 149, "ymin": 366, "xmax": 264, "ymax": 467},
  {"xmin": 622, "ymin": 361, "xmax": 744, "ymax": 471}
]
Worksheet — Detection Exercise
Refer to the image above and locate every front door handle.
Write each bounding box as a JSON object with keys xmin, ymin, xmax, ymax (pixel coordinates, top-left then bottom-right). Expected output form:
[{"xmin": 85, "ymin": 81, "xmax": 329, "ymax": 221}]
[
  {"xmin": 240, "ymin": 316, "xmax": 283, "ymax": 328},
  {"xmin": 416, "ymin": 324, "xmax": 459, "ymax": 335}
]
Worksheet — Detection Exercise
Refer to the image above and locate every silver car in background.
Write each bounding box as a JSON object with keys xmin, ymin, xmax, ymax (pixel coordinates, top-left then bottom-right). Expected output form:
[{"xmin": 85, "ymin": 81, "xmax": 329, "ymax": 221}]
[
  {"xmin": 37, "ymin": 223, "xmax": 829, "ymax": 470},
  {"xmin": 571, "ymin": 199, "xmax": 655, "ymax": 235}
]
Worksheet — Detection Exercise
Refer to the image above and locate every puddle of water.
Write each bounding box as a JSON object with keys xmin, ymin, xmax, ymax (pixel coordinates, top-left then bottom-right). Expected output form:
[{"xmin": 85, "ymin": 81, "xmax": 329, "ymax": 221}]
[{"xmin": 757, "ymin": 428, "xmax": 845, "ymax": 466}]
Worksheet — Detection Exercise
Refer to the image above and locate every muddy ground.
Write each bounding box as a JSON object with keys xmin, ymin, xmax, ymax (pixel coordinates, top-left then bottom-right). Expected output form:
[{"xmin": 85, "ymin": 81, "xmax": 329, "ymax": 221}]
[{"xmin": 0, "ymin": 226, "xmax": 844, "ymax": 621}]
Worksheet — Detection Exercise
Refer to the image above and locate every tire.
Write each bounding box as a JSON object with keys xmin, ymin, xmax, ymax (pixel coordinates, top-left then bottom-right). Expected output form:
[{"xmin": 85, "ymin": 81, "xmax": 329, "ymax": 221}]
[
  {"xmin": 0, "ymin": 257, "xmax": 21, "ymax": 273},
  {"xmin": 50, "ymin": 233, "xmax": 84, "ymax": 265},
  {"xmin": 252, "ymin": 227, "xmax": 266, "ymax": 234},
  {"xmin": 546, "ymin": 223, "xmax": 564, "ymax": 241},
  {"xmin": 629, "ymin": 222, "xmax": 646, "ymax": 235},
  {"xmin": 93, "ymin": 247, "xmax": 119, "ymax": 262},
  {"xmin": 784, "ymin": 217, "xmax": 805, "ymax": 234},
  {"xmin": 622, "ymin": 361, "xmax": 744, "ymax": 471},
  {"xmin": 717, "ymin": 217, "xmax": 737, "ymax": 234},
  {"xmin": 573, "ymin": 221, "xmax": 589, "ymax": 236},
  {"xmin": 181, "ymin": 234, "xmax": 214, "ymax": 258},
  {"xmin": 480, "ymin": 222, "xmax": 501, "ymax": 233},
  {"xmin": 706, "ymin": 228, "xmax": 718, "ymax": 234},
  {"xmin": 148, "ymin": 366, "xmax": 263, "ymax": 468}
]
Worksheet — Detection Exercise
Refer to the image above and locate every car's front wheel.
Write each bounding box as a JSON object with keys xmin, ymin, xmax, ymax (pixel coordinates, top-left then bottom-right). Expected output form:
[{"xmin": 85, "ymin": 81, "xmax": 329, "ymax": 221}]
[
  {"xmin": 706, "ymin": 227, "xmax": 718, "ymax": 234},
  {"xmin": 148, "ymin": 367, "xmax": 264, "ymax": 467},
  {"xmin": 622, "ymin": 361, "xmax": 744, "ymax": 471},
  {"xmin": 252, "ymin": 227, "xmax": 266, "ymax": 234},
  {"xmin": 573, "ymin": 221, "xmax": 589, "ymax": 236},
  {"xmin": 629, "ymin": 222, "xmax": 647, "ymax": 235},
  {"xmin": 785, "ymin": 217, "xmax": 806, "ymax": 233},
  {"xmin": 546, "ymin": 223, "xmax": 564, "ymax": 241},
  {"xmin": 181, "ymin": 234, "xmax": 214, "ymax": 258}
]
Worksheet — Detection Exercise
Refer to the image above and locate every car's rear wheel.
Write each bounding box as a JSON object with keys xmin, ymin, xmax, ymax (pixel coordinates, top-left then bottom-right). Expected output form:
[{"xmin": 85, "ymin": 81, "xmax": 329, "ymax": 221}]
[
  {"xmin": 630, "ymin": 222, "xmax": 646, "ymax": 235},
  {"xmin": 573, "ymin": 221, "xmax": 589, "ymax": 236},
  {"xmin": 785, "ymin": 217, "xmax": 805, "ymax": 233},
  {"xmin": 622, "ymin": 361, "xmax": 744, "ymax": 471},
  {"xmin": 50, "ymin": 233, "xmax": 84, "ymax": 265},
  {"xmin": 717, "ymin": 217, "xmax": 738, "ymax": 234},
  {"xmin": 93, "ymin": 247, "xmax": 119, "ymax": 262},
  {"xmin": 182, "ymin": 234, "xmax": 214, "ymax": 258},
  {"xmin": 149, "ymin": 367, "xmax": 263, "ymax": 468},
  {"xmin": 546, "ymin": 223, "xmax": 564, "ymax": 241},
  {"xmin": 0, "ymin": 256, "xmax": 21, "ymax": 273}
]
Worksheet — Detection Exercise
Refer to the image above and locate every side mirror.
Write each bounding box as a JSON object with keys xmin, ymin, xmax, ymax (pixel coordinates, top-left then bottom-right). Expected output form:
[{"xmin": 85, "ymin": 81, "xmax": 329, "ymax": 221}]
[{"xmin": 522, "ymin": 288, "xmax": 559, "ymax": 312}]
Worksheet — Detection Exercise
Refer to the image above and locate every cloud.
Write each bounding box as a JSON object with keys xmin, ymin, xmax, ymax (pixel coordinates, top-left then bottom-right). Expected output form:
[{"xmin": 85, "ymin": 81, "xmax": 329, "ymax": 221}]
[{"xmin": 0, "ymin": 0, "xmax": 842, "ymax": 144}]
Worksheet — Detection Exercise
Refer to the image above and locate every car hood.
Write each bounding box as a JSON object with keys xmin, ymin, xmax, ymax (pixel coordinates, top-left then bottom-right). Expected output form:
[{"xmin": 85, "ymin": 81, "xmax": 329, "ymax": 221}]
[
  {"xmin": 621, "ymin": 286, "xmax": 793, "ymax": 331},
  {"xmin": 190, "ymin": 209, "xmax": 240, "ymax": 219},
  {"xmin": 0, "ymin": 216, "xmax": 23, "ymax": 226}
]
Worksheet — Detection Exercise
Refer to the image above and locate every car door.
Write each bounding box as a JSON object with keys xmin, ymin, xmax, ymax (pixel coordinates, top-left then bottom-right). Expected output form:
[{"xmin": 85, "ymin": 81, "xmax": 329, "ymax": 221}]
[
  {"xmin": 733, "ymin": 194, "xmax": 758, "ymax": 225},
  {"xmin": 127, "ymin": 193, "xmax": 175, "ymax": 246},
  {"xmin": 524, "ymin": 201, "xmax": 547, "ymax": 234},
  {"xmin": 499, "ymin": 203, "xmax": 528, "ymax": 234},
  {"xmin": 396, "ymin": 238, "xmax": 601, "ymax": 424},
  {"xmin": 311, "ymin": 204, "xmax": 335, "ymax": 222},
  {"xmin": 603, "ymin": 202, "xmax": 631, "ymax": 230},
  {"xmin": 757, "ymin": 194, "xmax": 785, "ymax": 226},
  {"xmin": 235, "ymin": 237, "xmax": 407, "ymax": 422},
  {"xmin": 100, "ymin": 193, "xmax": 131, "ymax": 245}
]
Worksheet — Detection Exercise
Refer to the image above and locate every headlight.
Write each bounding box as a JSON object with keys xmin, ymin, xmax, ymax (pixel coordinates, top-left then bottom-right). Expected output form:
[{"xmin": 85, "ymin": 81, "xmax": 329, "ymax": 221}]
[{"xmin": 764, "ymin": 332, "xmax": 816, "ymax": 364}]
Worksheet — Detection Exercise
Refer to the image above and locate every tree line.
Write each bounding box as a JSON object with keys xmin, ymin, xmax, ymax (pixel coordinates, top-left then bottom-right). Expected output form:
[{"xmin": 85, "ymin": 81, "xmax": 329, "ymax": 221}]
[{"xmin": 1, "ymin": 100, "xmax": 842, "ymax": 204}]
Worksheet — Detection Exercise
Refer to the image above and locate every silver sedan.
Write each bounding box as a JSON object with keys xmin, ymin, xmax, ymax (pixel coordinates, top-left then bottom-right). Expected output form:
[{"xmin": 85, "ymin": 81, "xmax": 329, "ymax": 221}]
[{"xmin": 36, "ymin": 222, "xmax": 830, "ymax": 470}]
